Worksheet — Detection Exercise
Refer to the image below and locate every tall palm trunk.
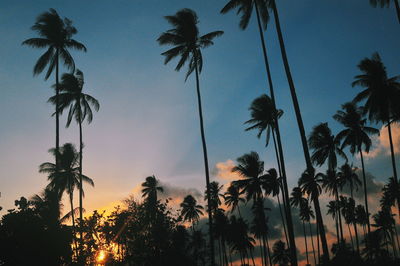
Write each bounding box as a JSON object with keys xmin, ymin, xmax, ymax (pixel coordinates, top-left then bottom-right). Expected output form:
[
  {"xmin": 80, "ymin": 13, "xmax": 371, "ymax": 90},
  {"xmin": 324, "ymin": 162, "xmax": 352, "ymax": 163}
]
[
  {"xmin": 194, "ymin": 56, "xmax": 215, "ymax": 266},
  {"xmin": 55, "ymin": 48, "xmax": 60, "ymax": 169},
  {"xmin": 262, "ymin": 236, "xmax": 268, "ymax": 266},
  {"xmin": 334, "ymin": 211, "xmax": 340, "ymax": 244},
  {"xmin": 347, "ymin": 223, "xmax": 354, "ymax": 251},
  {"xmin": 303, "ymin": 221, "xmax": 309, "ymax": 265},
  {"xmin": 253, "ymin": 3, "xmax": 298, "ymax": 264},
  {"xmin": 387, "ymin": 121, "xmax": 400, "ymax": 223},
  {"xmin": 309, "ymin": 221, "xmax": 317, "ymax": 266},
  {"xmin": 69, "ymin": 191, "xmax": 78, "ymax": 258},
  {"xmin": 359, "ymin": 149, "xmax": 371, "ymax": 233},
  {"xmin": 335, "ymin": 191, "xmax": 344, "ymax": 242},
  {"xmin": 78, "ymin": 105, "xmax": 84, "ymax": 249},
  {"xmin": 265, "ymin": 235, "xmax": 273, "ymax": 266},
  {"xmin": 272, "ymin": 131, "xmax": 289, "ymax": 245},
  {"xmin": 259, "ymin": 239, "xmax": 265, "ymax": 266},
  {"xmin": 353, "ymin": 221, "xmax": 360, "ymax": 255},
  {"xmin": 395, "ymin": 0, "xmax": 400, "ymax": 24},
  {"xmin": 271, "ymin": 0, "xmax": 329, "ymax": 260}
]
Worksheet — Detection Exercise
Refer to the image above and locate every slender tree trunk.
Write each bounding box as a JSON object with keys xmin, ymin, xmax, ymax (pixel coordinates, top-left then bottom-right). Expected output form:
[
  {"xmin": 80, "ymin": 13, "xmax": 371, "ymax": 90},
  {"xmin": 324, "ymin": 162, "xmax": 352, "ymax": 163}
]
[
  {"xmin": 309, "ymin": 221, "xmax": 317, "ymax": 266},
  {"xmin": 271, "ymin": 0, "xmax": 329, "ymax": 261},
  {"xmin": 262, "ymin": 236, "xmax": 269, "ymax": 266},
  {"xmin": 276, "ymin": 193, "xmax": 289, "ymax": 245},
  {"xmin": 250, "ymin": 248, "xmax": 256, "ymax": 266},
  {"xmin": 194, "ymin": 57, "xmax": 215, "ymax": 266},
  {"xmin": 218, "ymin": 238, "xmax": 222, "ymax": 266},
  {"xmin": 253, "ymin": 3, "xmax": 297, "ymax": 262},
  {"xmin": 347, "ymin": 223, "xmax": 354, "ymax": 252},
  {"xmin": 55, "ymin": 48, "xmax": 60, "ymax": 170},
  {"xmin": 393, "ymin": 218, "xmax": 400, "ymax": 255},
  {"xmin": 303, "ymin": 221, "xmax": 309, "ymax": 265},
  {"xmin": 316, "ymin": 222, "xmax": 321, "ymax": 264},
  {"xmin": 394, "ymin": 0, "xmax": 400, "ymax": 24},
  {"xmin": 336, "ymin": 190, "xmax": 344, "ymax": 242},
  {"xmin": 353, "ymin": 221, "xmax": 360, "ymax": 255},
  {"xmin": 79, "ymin": 107, "xmax": 84, "ymax": 250},
  {"xmin": 334, "ymin": 212, "xmax": 340, "ymax": 244},
  {"xmin": 69, "ymin": 192, "xmax": 78, "ymax": 259},
  {"xmin": 237, "ymin": 204, "xmax": 242, "ymax": 219},
  {"xmin": 387, "ymin": 122, "xmax": 400, "ymax": 223},
  {"xmin": 259, "ymin": 238, "xmax": 265, "ymax": 266},
  {"xmin": 359, "ymin": 150, "xmax": 371, "ymax": 234},
  {"xmin": 266, "ymin": 235, "xmax": 273, "ymax": 266}
]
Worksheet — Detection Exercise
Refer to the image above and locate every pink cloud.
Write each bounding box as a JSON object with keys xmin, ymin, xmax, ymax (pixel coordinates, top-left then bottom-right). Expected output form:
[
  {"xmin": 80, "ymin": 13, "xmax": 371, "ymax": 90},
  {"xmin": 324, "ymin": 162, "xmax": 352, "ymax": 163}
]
[
  {"xmin": 213, "ymin": 159, "xmax": 242, "ymax": 183},
  {"xmin": 364, "ymin": 123, "xmax": 400, "ymax": 159}
]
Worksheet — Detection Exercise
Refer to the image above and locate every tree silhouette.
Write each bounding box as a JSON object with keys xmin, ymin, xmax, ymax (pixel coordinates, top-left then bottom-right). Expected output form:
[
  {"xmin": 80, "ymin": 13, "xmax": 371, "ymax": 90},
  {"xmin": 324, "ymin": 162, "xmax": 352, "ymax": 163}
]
[
  {"xmin": 224, "ymin": 183, "xmax": 245, "ymax": 218},
  {"xmin": 157, "ymin": 9, "xmax": 223, "ymax": 265},
  {"xmin": 48, "ymin": 70, "xmax": 99, "ymax": 247},
  {"xmin": 334, "ymin": 102, "xmax": 379, "ymax": 233},
  {"xmin": 180, "ymin": 195, "xmax": 203, "ymax": 231},
  {"xmin": 22, "ymin": 8, "xmax": 86, "ymax": 169},
  {"xmin": 352, "ymin": 52, "xmax": 400, "ymax": 223},
  {"xmin": 369, "ymin": 0, "xmax": 400, "ymax": 24}
]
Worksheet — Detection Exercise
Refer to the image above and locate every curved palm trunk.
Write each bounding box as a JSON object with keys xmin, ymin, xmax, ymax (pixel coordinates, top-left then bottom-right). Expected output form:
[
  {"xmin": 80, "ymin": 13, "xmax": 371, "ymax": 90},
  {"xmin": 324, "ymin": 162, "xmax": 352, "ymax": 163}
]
[
  {"xmin": 387, "ymin": 122, "xmax": 400, "ymax": 223},
  {"xmin": 394, "ymin": 0, "xmax": 400, "ymax": 24},
  {"xmin": 253, "ymin": 3, "xmax": 298, "ymax": 264},
  {"xmin": 302, "ymin": 221, "xmax": 309, "ymax": 265},
  {"xmin": 277, "ymin": 193, "xmax": 289, "ymax": 246},
  {"xmin": 194, "ymin": 58, "xmax": 215, "ymax": 266},
  {"xmin": 309, "ymin": 221, "xmax": 317, "ymax": 266},
  {"xmin": 335, "ymin": 191, "xmax": 344, "ymax": 242},
  {"xmin": 271, "ymin": 0, "xmax": 329, "ymax": 261},
  {"xmin": 359, "ymin": 150, "xmax": 371, "ymax": 234}
]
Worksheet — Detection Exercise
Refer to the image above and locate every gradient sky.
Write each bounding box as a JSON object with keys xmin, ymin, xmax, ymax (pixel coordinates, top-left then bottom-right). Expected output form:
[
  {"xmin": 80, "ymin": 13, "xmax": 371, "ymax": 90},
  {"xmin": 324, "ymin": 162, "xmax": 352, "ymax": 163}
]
[{"xmin": 1, "ymin": 0, "xmax": 400, "ymax": 225}]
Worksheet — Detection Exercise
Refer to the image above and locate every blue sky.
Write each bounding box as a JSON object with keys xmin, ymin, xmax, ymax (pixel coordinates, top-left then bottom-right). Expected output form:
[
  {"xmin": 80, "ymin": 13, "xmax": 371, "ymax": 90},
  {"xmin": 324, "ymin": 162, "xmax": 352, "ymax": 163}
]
[{"xmin": 0, "ymin": 0, "xmax": 399, "ymax": 215}]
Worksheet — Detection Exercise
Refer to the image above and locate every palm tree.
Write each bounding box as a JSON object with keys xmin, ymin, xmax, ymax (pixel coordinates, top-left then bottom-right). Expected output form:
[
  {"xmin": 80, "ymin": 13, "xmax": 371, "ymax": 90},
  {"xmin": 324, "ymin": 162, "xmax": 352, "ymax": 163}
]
[
  {"xmin": 205, "ymin": 181, "xmax": 224, "ymax": 215},
  {"xmin": 355, "ymin": 204, "xmax": 368, "ymax": 241},
  {"xmin": 308, "ymin": 122, "xmax": 347, "ymax": 171},
  {"xmin": 224, "ymin": 183, "xmax": 245, "ymax": 218},
  {"xmin": 157, "ymin": 9, "xmax": 223, "ymax": 264},
  {"xmin": 141, "ymin": 175, "xmax": 163, "ymax": 204},
  {"xmin": 299, "ymin": 203, "xmax": 314, "ymax": 266},
  {"xmin": 369, "ymin": 0, "xmax": 400, "ymax": 24},
  {"xmin": 271, "ymin": 240, "xmax": 290, "ymax": 266},
  {"xmin": 232, "ymin": 151, "xmax": 264, "ymax": 202},
  {"xmin": 48, "ymin": 70, "xmax": 99, "ymax": 244},
  {"xmin": 338, "ymin": 163, "xmax": 361, "ymax": 201},
  {"xmin": 213, "ymin": 210, "xmax": 229, "ymax": 266},
  {"xmin": 327, "ymin": 200, "xmax": 342, "ymax": 245},
  {"xmin": 180, "ymin": 195, "xmax": 203, "ymax": 231},
  {"xmin": 221, "ymin": 1, "xmax": 298, "ymax": 261},
  {"xmin": 334, "ymin": 102, "xmax": 379, "ymax": 233},
  {"xmin": 352, "ymin": 52, "xmax": 400, "ymax": 222},
  {"xmin": 228, "ymin": 216, "xmax": 255, "ymax": 265},
  {"xmin": 39, "ymin": 143, "xmax": 94, "ymax": 255},
  {"xmin": 372, "ymin": 209, "xmax": 397, "ymax": 256},
  {"xmin": 319, "ymin": 169, "xmax": 345, "ymax": 242},
  {"xmin": 362, "ymin": 230, "xmax": 389, "ymax": 263},
  {"xmin": 22, "ymin": 9, "xmax": 86, "ymax": 168},
  {"xmin": 342, "ymin": 197, "xmax": 360, "ymax": 254},
  {"xmin": 262, "ymin": 168, "xmax": 289, "ymax": 244}
]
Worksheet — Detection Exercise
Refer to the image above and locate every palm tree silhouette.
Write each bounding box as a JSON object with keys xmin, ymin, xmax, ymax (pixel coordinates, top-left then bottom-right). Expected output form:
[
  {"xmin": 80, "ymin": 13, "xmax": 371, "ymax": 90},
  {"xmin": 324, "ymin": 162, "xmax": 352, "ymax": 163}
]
[
  {"xmin": 157, "ymin": 9, "xmax": 223, "ymax": 264},
  {"xmin": 39, "ymin": 143, "xmax": 94, "ymax": 255},
  {"xmin": 352, "ymin": 52, "xmax": 400, "ymax": 223},
  {"xmin": 355, "ymin": 204, "xmax": 368, "ymax": 242},
  {"xmin": 369, "ymin": 0, "xmax": 400, "ymax": 24},
  {"xmin": 319, "ymin": 169, "xmax": 345, "ymax": 243},
  {"xmin": 372, "ymin": 209, "xmax": 397, "ymax": 256},
  {"xmin": 180, "ymin": 195, "xmax": 203, "ymax": 231},
  {"xmin": 48, "ymin": 69, "xmax": 99, "ymax": 245},
  {"xmin": 213, "ymin": 210, "xmax": 230, "ymax": 266},
  {"xmin": 338, "ymin": 163, "xmax": 361, "ymax": 201},
  {"xmin": 299, "ymin": 203, "xmax": 315, "ymax": 266},
  {"xmin": 232, "ymin": 151, "xmax": 264, "ymax": 202},
  {"xmin": 221, "ymin": 1, "xmax": 298, "ymax": 261},
  {"xmin": 141, "ymin": 175, "xmax": 163, "ymax": 204},
  {"xmin": 271, "ymin": 240, "xmax": 290, "ymax": 266},
  {"xmin": 224, "ymin": 183, "xmax": 245, "ymax": 218},
  {"xmin": 342, "ymin": 196, "xmax": 360, "ymax": 254},
  {"xmin": 22, "ymin": 9, "xmax": 86, "ymax": 168},
  {"xmin": 205, "ymin": 181, "xmax": 224, "ymax": 215},
  {"xmin": 308, "ymin": 122, "xmax": 347, "ymax": 171},
  {"xmin": 334, "ymin": 102, "xmax": 379, "ymax": 233}
]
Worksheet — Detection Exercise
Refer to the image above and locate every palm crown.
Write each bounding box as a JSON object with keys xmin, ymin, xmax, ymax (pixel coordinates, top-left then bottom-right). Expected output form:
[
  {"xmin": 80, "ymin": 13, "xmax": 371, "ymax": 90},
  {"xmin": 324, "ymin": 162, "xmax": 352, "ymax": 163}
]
[
  {"xmin": 157, "ymin": 8, "xmax": 223, "ymax": 80},
  {"xmin": 22, "ymin": 8, "xmax": 86, "ymax": 79},
  {"xmin": 180, "ymin": 195, "xmax": 203, "ymax": 226}
]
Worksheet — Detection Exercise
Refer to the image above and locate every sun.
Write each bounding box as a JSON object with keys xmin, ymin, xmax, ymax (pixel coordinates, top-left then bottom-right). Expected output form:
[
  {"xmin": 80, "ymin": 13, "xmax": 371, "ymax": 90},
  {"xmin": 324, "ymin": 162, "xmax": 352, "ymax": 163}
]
[{"xmin": 96, "ymin": 250, "xmax": 106, "ymax": 263}]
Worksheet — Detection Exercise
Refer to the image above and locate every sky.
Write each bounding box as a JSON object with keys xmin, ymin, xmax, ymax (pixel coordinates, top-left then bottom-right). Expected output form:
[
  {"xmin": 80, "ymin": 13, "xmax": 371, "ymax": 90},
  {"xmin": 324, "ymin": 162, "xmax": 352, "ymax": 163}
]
[{"xmin": 1, "ymin": 0, "xmax": 400, "ymax": 250}]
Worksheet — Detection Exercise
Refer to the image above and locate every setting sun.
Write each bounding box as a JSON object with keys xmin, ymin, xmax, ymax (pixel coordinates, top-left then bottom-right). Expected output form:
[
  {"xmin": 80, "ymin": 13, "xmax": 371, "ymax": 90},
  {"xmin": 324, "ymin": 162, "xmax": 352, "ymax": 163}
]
[{"xmin": 96, "ymin": 250, "xmax": 106, "ymax": 263}]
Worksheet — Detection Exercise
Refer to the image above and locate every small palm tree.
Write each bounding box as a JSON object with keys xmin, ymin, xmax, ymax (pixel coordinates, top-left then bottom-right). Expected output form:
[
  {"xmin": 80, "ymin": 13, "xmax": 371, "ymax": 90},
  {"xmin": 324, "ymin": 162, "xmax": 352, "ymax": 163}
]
[
  {"xmin": 157, "ymin": 10, "xmax": 223, "ymax": 264},
  {"xmin": 369, "ymin": 0, "xmax": 400, "ymax": 24},
  {"xmin": 308, "ymin": 122, "xmax": 347, "ymax": 170},
  {"xmin": 338, "ymin": 163, "xmax": 361, "ymax": 200},
  {"xmin": 141, "ymin": 175, "xmax": 163, "ymax": 204},
  {"xmin": 180, "ymin": 195, "xmax": 203, "ymax": 231},
  {"xmin": 334, "ymin": 102, "xmax": 379, "ymax": 233},
  {"xmin": 372, "ymin": 209, "xmax": 397, "ymax": 256},
  {"xmin": 22, "ymin": 9, "xmax": 86, "ymax": 166},
  {"xmin": 48, "ymin": 70, "xmax": 99, "ymax": 242},
  {"xmin": 204, "ymin": 181, "xmax": 224, "ymax": 215},
  {"xmin": 232, "ymin": 151, "xmax": 264, "ymax": 202},
  {"xmin": 271, "ymin": 240, "xmax": 290, "ymax": 266},
  {"xmin": 352, "ymin": 52, "xmax": 400, "ymax": 222},
  {"xmin": 224, "ymin": 183, "xmax": 245, "ymax": 218}
]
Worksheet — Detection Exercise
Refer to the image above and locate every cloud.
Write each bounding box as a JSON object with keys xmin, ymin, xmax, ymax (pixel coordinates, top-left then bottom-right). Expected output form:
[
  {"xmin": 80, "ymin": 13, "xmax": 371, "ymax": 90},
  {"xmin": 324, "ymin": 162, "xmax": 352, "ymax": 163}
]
[
  {"xmin": 212, "ymin": 159, "xmax": 242, "ymax": 183},
  {"xmin": 364, "ymin": 123, "xmax": 400, "ymax": 159}
]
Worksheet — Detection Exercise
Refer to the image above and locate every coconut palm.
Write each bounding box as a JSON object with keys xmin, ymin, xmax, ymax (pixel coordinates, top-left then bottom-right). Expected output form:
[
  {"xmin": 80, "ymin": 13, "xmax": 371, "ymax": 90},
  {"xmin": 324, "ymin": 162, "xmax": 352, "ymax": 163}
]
[
  {"xmin": 369, "ymin": 0, "xmax": 400, "ymax": 24},
  {"xmin": 342, "ymin": 197, "xmax": 360, "ymax": 254},
  {"xmin": 372, "ymin": 209, "xmax": 397, "ymax": 256},
  {"xmin": 298, "ymin": 168, "xmax": 330, "ymax": 262},
  {"xmin": 205, "ymin": 181, "xmax": 224, "ymax": 215},
  {"xmin": 157, "ymin": 9, "xmax": 223, "ymax": 264},
  {"xmin": 271, "ymin": 240, "xmax": 290, "ymax": 266},
  {"xmin": 224, "ymin": 183, "xmax": 245, "ymax": 218},
  {"xmin": 308, "ymin": 122, "xmax": 347, "ymax": 170},
  {"xmin": 48, "ymin": 70, "xmax": 99, "ymax": 243},
  {"xmin": 352, "ymin": 52, "xmax": 400, "ymax": 222},
  {"xmin": 141, "ymin": 175, "xmax": 163, "ymax": 204},
  {"xmin": 232, "ymin": 151, "xmax": 264, "ymax": 202},
  {"xmin": 228, "ymin": 216, "xmax": 255, "ymax": 265},
  {"xmin": 262, "ymin": 168, "xmax": 289, "ymax": 244},
  {"xmin": 221, "ymin": 1, "xmax": 298, "ymax": 260},
  {"xmin": 22, "ymin": 9, "xmax": 86, "ymax": 167},
  {"xmin": 327, "ymin": 200, "xmax": 342, "ymax": 245},
  {"xmin": 334, "ymin": 102, "xmax": 379, "ymax": 233},
  {"xmin": 362, "ymin": 230, "xmax": 389, "ymax": 263},
  {"xmin": 299, "ymin": 203, "xmax": 314, "ymax": 266},
  {"xmin": 338, "ymin": 163, "xmax": 361, "ymax": 201},
  {"xmin": 355, "ymin": 204, "xmax": 369, "ymax": 241},
  {"xmin": 319, "ymin": 169, "xmax": 345, "ymax": 242},
  {"xmin": 180, "ymin": 195, "xmax": 203, "ymax": 231},
  {"xmin": 213, "ymin": 210, "xmax": 229, "ymax": 266}
]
